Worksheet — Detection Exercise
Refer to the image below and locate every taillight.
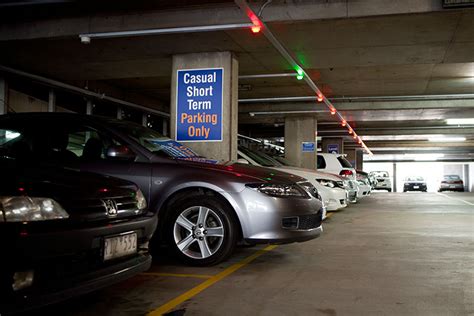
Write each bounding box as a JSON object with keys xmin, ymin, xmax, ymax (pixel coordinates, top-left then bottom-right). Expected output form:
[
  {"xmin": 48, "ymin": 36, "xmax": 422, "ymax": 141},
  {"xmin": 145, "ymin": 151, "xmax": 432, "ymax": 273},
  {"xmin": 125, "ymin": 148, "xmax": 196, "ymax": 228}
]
[
  {"xmin": 340, "ymin": 170, "xmax": 353, "ymax": 177},
  {"xmin": 454, "ymin": 180, "xmax": 463, "ymax": 184},
  {"xmin": 441, "ymin": 181, "xmax": 447, "ymax": 184}
]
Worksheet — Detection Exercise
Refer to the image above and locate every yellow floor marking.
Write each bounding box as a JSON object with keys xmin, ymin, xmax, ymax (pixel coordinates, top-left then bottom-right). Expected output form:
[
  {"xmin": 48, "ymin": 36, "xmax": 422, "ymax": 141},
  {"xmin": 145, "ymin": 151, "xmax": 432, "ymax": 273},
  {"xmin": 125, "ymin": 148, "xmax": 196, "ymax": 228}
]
[
  {"xmin": 141, "ymin": 272, "xmax": 213, "ymax": 279},
  {"xmin": 325, "ymin": 212, "xmax": 334, "ymax": 219},
  {"xmin": 147, "ymin": 245, "xmax": 278, "ymax": 316},
  {"xmin": 436, "ymin": 192, "xmax": 474, "ymax": 206}
]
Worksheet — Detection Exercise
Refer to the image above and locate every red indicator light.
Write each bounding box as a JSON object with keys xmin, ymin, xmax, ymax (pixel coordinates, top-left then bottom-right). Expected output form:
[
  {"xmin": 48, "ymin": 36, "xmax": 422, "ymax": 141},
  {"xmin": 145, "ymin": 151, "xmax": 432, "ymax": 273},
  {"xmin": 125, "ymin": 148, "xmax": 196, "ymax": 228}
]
[
  {"xmin": 348, "ymin": 129, "xmax": 353, "ymax": 134},
  {"xmin": 358, "ymin": 138, "xmax": 362, "ymax": 144},
  {"xmin": 353, "ymin": 134, "xmax": 357, "ymax": 139},
  {"xmin": 330, "ymin": 109, "xmax": 336, "ymax": 115},
  {"xmin": 18, "ymin": 187, "xmax": 25, "ymax": 192},
  {"xmin": 317, "ymin": 94, "xmax": 323, "ymax": 102},
  {"xmin": 99, "ymin": 188, "xmax": 109, "ymax": 193},
  {"xmin": 20, "ymin": 229, "xmax": 28, "ymax": 237},
  {"xmin": 251, "ymin": 25, "xmax": 261, "ymax": 33},
  {"xmin": 341, "ymin": 120, "xmax": 347, "ymax": 127}
]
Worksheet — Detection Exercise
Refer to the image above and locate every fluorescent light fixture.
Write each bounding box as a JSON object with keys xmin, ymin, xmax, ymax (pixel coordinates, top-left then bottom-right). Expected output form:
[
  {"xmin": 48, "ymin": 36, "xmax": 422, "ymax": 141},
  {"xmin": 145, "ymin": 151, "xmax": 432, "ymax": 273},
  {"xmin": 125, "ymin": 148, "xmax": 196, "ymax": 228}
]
[
  {"xmin": 428, "ymin": 136, "xmax": 466, "ymax": 142},
  {"xmin": 404, "ymin": 153, "xmax": 445, "ymax": 161},
  {"xmin": 446, "ymin": 118, "xmax": 474, "ymax": 125}
]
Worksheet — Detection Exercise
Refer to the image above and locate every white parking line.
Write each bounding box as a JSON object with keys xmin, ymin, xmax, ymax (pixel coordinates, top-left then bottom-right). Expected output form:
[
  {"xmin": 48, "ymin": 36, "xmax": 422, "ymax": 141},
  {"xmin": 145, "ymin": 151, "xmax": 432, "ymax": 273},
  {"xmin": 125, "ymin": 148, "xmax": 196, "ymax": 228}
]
[{"xmin": 436, "ymin": 192, "xmax": 474, "ymax": 206}]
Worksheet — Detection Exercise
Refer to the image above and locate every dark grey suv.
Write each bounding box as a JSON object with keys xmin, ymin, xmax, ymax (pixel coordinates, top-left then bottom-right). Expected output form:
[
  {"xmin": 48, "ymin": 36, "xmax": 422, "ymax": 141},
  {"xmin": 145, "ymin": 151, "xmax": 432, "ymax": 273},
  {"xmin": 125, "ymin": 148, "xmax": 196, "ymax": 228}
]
[{"xmin": 0, "ymin": 113, "xmax": 323, "ymax": 265}]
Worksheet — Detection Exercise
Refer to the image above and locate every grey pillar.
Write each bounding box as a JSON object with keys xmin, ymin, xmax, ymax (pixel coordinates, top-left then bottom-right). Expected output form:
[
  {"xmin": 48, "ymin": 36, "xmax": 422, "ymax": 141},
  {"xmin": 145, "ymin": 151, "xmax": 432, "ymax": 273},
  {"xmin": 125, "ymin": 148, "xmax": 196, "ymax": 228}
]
[
  {"xmin": 171, "ymin": 52, "xmax": 238, "ymax": 161},
  {"xmin": 356, "ymin": 149, "xmax": 363, "ymax": 171},
  {"xmin": 0, "ymin": 78, "xmax": 7, "ymax": 115},
  {"xmin": 117, "ymin": 107, "xmax": 122, "ymax": 119},
  {"xmin": 86, "ymin": 100, "xmax": 93, "ymax": 115},
  {"xmin": 322, "ymin": 137, "xmax": 344, "ymax": 154},
  {"xmin": 463, "ymin": 164, "xmax": 470, "ymax": 192},
  {"xmin": 345, "ymin": 150, "xmax": 356, "ymax": 168},
  {"xmin": 48, "ymin": 89, "xmax": 56, "ymax": 112},
  {"xmin": 284, "ymin": 116, "xmax": 317, "ymax": 169},
  {"xmin": 163, "ymin": 119, "xmax": 168, "ymax": 136},
  {"xmin": 393, "ymin": 163, "xmax": 397, "ymax": 193},
  {"xmin": 142, "ymin": 113, "xmax": 148, "ymax": 127}
]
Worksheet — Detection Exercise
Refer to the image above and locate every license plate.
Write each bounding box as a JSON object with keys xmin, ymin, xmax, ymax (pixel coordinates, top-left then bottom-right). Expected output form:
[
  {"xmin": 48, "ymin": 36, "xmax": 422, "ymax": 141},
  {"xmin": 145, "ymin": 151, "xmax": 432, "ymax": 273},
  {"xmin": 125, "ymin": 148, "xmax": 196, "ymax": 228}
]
[
  {"xmin": 413, "ymin": 186, "xmax": 419, "ymax": 189},
  {"xmin": 450, "ymin": 185, "xmax": 456, "ymax": 188},
  {"xmin": 104, "ymin": 232, "xmax": 137, "ymax": 261}
]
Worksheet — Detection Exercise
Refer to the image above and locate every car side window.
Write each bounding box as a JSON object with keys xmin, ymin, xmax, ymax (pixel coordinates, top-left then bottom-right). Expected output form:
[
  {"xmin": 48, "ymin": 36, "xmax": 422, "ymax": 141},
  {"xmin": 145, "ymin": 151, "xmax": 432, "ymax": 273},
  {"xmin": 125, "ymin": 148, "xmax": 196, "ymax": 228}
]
[
  {"xmin": 317, "ymin": 155, "xmax": 326, "ymax": 169},
  {"xmin": 65, "ymin": 128, "xmax": 124, "ymax": 162},
  {"xmin": 0, "ymin": 128, "xmax": 28, "ymax": 160}
]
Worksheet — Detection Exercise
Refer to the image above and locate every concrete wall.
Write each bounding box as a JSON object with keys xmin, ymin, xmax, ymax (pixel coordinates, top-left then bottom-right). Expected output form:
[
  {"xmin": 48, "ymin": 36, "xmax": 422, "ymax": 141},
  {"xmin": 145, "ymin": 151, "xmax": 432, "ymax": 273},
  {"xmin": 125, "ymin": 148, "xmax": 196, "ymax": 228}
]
[{"xmin": 9, "ymin": 89, "xmax": 48, "ymax": 112}]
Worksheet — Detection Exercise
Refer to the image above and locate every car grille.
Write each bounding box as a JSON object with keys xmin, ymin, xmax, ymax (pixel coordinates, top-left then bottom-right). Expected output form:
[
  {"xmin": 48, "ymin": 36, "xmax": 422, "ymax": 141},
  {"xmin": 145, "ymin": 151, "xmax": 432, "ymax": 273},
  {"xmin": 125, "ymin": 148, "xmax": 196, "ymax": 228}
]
[
  {"xmin": 298, "ymin": 213, "xmax": 322, "ymax": 230},
  {"xmin": 67, "ymin": 195, "xmax": 140, "ymax": 222},
  {"xmin": 282, "ymin": 210, "xmax": 323, "ymax": 230},
  {"xmin": 299, "ymin": 181, "xmax": 319, "ymax": 199}
]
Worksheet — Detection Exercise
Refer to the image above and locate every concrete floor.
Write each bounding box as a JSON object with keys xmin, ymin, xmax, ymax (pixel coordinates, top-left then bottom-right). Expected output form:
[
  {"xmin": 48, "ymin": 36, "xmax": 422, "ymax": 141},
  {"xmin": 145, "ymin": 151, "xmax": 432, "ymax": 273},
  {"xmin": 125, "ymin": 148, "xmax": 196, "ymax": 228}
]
[{"xmin": 28, "ymin": 192, "xmax": 473, "ymax": 316}]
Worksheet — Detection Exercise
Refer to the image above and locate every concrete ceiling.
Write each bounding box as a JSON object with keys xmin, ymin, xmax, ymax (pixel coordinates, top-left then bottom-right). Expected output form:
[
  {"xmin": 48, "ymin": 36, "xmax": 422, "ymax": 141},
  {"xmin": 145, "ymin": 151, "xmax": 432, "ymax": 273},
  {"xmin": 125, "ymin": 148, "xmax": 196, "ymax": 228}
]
[{"xmin": 0, "ymin": 0, "xmax": 473, "ymax": 161}]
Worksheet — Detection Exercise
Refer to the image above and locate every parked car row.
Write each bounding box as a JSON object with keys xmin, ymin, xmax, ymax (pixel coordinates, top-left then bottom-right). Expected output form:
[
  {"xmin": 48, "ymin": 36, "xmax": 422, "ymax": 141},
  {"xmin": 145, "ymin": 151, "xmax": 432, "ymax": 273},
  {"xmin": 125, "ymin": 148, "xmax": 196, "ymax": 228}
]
[
  {"xmin": 1, "ymin": 113, "xmax": 325, "ymax": 313},
  {"xmin": 236, "ymin": 141, "xmax": 375, "ymax": 218}
]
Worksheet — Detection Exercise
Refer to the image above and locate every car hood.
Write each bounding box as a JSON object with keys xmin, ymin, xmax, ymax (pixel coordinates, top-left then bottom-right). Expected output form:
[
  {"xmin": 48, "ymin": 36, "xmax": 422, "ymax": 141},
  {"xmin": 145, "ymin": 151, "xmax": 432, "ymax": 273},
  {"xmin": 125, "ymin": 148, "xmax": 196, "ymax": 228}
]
[{"xmin": 175, "ymin": 159, "xmax": 305, "ymax": 184}]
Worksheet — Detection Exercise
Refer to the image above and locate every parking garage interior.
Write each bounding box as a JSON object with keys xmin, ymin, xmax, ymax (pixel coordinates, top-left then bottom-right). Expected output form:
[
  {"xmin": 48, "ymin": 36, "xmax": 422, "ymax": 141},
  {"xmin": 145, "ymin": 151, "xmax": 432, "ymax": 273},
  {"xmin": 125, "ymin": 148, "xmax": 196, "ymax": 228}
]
[{"xmin": 0, "ymin": 1, "xmax": 473, "ymax": 315}]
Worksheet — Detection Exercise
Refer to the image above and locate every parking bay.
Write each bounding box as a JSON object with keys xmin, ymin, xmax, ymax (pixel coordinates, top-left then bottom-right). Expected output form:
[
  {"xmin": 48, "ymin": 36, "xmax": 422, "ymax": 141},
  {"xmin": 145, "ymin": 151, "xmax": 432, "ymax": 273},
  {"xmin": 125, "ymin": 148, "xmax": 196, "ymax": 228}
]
[{"xmin": 28, "ymin": 192, "xmax": 473, "ymax": 316}]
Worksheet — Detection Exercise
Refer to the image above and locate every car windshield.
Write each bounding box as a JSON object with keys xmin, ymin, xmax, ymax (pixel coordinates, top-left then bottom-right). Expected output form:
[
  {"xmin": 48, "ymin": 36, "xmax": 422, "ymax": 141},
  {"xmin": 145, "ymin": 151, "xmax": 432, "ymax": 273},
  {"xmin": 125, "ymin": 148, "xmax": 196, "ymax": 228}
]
[
  {"xmin": 371, "ymin": 171, "xmax": 389, "ymax": 178},
  {"xmin": 444, "ymin": 175, "xmax": 460, "ymax": 180},
  {"xmin": 406, "ymin": 177, "xmax": 424, "ymax": 181},
  {"xmin": 109, "ymin": 121, "xmax": 202, "ymax": 159},
  {"xmin": 239, "ymin": 146, "xmax": 282, "ymax": 167},
  {"xmin": 337, "ymin": 156, "xmax": 353, "ymax": 168}
]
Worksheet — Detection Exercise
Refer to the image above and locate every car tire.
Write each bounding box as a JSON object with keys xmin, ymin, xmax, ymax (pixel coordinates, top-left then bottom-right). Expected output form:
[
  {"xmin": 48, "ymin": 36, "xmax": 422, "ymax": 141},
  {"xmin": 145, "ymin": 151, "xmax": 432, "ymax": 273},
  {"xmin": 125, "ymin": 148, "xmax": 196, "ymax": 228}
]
[
  {"xmin": 388, "ymin": 189, "xmax": 392, "ymax": 192},
  {"xmin": 166, "ymin": 195, "xmax": 238, "ymax": 266}
]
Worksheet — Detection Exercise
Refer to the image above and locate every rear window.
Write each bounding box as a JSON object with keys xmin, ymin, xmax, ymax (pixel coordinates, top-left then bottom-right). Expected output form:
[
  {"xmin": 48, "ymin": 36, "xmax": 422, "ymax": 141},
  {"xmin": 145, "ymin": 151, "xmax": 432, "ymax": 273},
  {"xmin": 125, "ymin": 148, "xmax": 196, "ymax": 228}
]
[
  {"xmin": 317, "ymin": 155, "xmax": 326, "ymax": 169},
  {"xmin": 337, "ymin": 156, "xmax": 353, "ymax": 168},
  {"xmin": 444, "ymin": 175, "xmax": 460, "ymax": 180},
  {"xmin": 371, "ymin": 171, "xmax": 389, "ymax": 178}
]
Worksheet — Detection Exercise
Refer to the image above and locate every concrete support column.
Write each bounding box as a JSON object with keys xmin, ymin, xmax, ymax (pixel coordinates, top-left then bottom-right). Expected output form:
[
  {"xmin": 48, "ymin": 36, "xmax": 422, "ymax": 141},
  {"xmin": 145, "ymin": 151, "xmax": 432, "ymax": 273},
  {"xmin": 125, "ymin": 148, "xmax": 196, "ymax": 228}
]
[
  {"xmin": 171, "ymin": 52, "xmax": 238, "ymax": 161},
  {"xmin": 48, "ymin": 89, "xmax": 56, "ymax": 112},
  {"xmin": 86, "ymin": 100, "xmax": 93, "ymax": 115},
  {"xmin": 117, "ymin": 107, "xmax": 122, "ymax": 119},
  {"xmin": 142, "ymin": 113, "xmax": 148, "ymax": 127},
  {"xmin": 0, "ymin": 78, "xmax": 7, "ymax": 115},
  {"xmin": 284, "ymin": 116, "xmax": 317, "ymax": 169},
  {"xmin": 463, "ymin": 164, "xmax": 470, "ymax": 192},
  {"xmin": 163, "ymin": 119, "xmax": 168, "ymax": 136},
  {"xmin": 322, "ymin": 137, "xmax": 344, "ymax": 154},
  {"xmin": 393, "ymin": 162, "xmax": 397, "ymax": 193},
  {"xmin": 345, "ymin": 149, "xmax": 363, "ymax": 170}
]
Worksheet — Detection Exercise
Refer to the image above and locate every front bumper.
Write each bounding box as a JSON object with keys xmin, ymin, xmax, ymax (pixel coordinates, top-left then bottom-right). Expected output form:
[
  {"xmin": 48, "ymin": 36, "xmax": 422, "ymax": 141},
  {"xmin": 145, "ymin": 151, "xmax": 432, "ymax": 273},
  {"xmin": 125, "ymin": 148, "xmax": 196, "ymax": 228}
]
[
  {"xmin": 325, "ymin": 188, "xmax": 348, "ymax": 211},
  {"xmin": 1, "ymin": 214, "xmax": 158, "ymax": 313},
  {"xmin": 229, "ymin": 188, "xmax": 323, "ymax": 244},
  {"xmin": 404, "ymin": 184, "xmax": 427, "ymax": 191},
  {"xmin": 439, "ymin": 184, "xmax": 464, "ymax": 191}
]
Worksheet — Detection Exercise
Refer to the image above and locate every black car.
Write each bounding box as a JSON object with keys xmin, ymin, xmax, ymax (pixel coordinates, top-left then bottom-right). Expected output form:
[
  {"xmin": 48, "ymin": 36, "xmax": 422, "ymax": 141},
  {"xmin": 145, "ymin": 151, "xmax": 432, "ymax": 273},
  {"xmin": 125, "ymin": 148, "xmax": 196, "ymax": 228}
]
[
  {"xmin": 0, "ymin": 161, "xmax": 157, "ymax": 314},
  {"xmin": 403, "ymin": 176, "xmax": 428, "ymax": 192}
]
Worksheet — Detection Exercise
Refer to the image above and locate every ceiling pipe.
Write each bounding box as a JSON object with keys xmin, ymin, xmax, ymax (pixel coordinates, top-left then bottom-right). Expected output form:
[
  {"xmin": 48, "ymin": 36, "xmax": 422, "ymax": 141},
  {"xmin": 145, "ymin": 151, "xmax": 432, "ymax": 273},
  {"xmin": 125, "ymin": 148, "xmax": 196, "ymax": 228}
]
[
  {"xmin": 79, "ymin": 23, "xmax": 254, "ymax": 42},
  {"xmin": 234, "ymin": 0, "xmax": 372, "ymax": 155},
  {"xmin": 239, "ymin": 73, "xmax": 298, "ymax": 79},
  {"xmin": 239, "ymin": 93, "xmax": 474, "ymax": 103},
  {"xmin": 0, "ymin": 64, "xmax": 170, "ymax": 117}
]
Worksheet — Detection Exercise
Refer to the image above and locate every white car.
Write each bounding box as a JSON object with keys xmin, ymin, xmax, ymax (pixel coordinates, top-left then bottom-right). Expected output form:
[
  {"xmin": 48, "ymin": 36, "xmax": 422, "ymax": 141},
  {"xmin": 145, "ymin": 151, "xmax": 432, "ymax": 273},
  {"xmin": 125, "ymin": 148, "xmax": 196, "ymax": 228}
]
[
  {"xmin": 369, "ymin": 171, "xmax": 392, "ymax": 192},
  {"xmin": 238, "ymin": 147, "xmax": 347, "ymax": 216},
  {"xmin": 317, "ymin": 153, "xmax": 360, "ymax": 202},
  {"xmin": 356, "ymin": 179, "xmax": 371, "ymax": 198}
]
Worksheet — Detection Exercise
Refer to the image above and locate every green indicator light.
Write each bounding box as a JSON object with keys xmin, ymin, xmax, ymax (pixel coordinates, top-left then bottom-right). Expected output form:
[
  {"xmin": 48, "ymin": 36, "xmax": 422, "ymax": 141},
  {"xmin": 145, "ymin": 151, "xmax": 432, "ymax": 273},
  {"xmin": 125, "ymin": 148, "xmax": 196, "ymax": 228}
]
[
  {"xmin": 270, "ymin": 173, "xmax": 275, "ymax": 176},
  {"xmin": 296, "ymin": 67, "xmax": 304, "ymax": 80},
  {"xmin": 265, "ymin": 177, "xmax": 272, "ymax": 181}
]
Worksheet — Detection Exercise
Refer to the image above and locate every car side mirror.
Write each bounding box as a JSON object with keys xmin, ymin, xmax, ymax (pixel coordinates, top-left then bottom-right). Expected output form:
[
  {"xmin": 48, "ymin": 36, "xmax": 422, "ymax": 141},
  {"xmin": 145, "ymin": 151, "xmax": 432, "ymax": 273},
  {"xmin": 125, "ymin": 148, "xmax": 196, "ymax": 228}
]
[
  {"xmin": 106, "ymin": 145, "xmax": 136, "ymax": 161},
  {"xmin": 236, "ymin": 158, "xmax": 249, "ymax": 164}
]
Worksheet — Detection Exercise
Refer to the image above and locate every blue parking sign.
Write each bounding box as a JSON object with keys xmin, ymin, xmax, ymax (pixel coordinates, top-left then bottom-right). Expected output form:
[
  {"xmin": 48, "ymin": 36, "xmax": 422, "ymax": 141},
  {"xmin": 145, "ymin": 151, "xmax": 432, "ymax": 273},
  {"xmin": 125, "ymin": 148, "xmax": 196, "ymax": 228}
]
[{"xmin": 176, "ymin": 68, "xmax": 223, "ymax": 142}]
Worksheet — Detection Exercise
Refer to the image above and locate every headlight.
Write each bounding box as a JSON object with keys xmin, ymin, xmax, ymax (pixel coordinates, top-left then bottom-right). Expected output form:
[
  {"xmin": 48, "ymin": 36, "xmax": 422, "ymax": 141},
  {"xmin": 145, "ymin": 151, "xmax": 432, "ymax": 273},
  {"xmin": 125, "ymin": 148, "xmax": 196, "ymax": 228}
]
[
  {"xmin": 135, "ymin": 189, "xmax": 147, "ymax": 210},
  {"xmin": 246, "ymin": 183, "xmax": 307, "ymax": 198},
  {"xmin": 316, "ymin": 179, "xmax": 335, "ymax": 188},
  {"xmin": 0, "ymin": 196, "xmax": 69, "ymax": 222}
]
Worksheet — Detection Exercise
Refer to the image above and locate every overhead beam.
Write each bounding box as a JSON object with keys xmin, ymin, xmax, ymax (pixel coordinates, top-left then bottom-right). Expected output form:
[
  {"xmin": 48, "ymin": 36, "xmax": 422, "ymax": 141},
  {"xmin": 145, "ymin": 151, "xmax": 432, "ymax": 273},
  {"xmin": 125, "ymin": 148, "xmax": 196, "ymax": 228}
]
[{"xmin": 0, "ymin": 1, "xmax": 442, "ymax": 41}]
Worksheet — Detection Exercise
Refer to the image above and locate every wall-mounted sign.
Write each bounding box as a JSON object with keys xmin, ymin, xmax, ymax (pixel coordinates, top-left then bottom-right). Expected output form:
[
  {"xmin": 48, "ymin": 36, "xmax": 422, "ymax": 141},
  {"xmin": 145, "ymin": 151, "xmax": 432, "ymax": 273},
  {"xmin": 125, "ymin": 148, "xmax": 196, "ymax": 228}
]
[
  {"xmin": 176, "ymin": 68, "xmax": 223, "ymax": 142},
  {"xmin": 328, "ymin": 144, "xmax": 339, "ymax": 154},
  {"xmin": 302, "ymin": 142, "xmax": 315, "ymax": 153}
]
